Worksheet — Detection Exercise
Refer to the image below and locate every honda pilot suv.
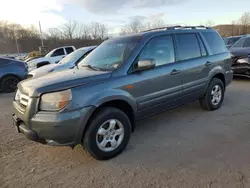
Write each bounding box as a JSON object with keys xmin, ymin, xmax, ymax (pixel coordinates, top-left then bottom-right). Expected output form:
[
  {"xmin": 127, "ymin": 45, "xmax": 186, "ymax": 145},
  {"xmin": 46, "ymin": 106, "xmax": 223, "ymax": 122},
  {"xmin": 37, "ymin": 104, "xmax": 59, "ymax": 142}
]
[{"xmin": 13, "ymin": 26, "xmax": 233, "ymax": 160}]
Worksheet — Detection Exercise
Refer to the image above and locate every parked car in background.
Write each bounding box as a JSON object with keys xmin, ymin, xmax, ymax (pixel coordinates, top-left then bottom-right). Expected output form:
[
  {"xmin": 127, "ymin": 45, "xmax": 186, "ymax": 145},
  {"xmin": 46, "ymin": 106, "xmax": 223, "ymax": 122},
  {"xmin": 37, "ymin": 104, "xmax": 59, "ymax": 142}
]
[
  {"xmin": 0, "ymin": 57, "xmax": 27, "ymax": 92},
  {"xmin": 27, "ymin": 46, "xmax": 76, "ymax": 72},
  {"xmin": 28, "ymin": 46, "xmax": 97, "ymax": 78},
  {"xmin": 223, "ymin": 35, "xmax": 244, "ymax": 49},
  {"xmin": 13, "ymin": 26, "xmax": 233, "ymax": 160},
  {"xmin": 229, "ymin": 36, "xmax": 250, "ymax": 77}
]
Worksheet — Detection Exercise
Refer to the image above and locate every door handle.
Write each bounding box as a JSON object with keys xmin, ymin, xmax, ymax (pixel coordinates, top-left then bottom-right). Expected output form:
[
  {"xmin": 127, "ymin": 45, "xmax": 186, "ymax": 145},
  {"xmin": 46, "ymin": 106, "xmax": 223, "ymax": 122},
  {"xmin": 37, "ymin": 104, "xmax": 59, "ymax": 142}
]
[
  {"xmin": 205, "ymin": 61, "xmax": 213, "ymax": 66},
  {"xmin": 170, "ymin": 69, "xmax": 181, "ymax": 75}
]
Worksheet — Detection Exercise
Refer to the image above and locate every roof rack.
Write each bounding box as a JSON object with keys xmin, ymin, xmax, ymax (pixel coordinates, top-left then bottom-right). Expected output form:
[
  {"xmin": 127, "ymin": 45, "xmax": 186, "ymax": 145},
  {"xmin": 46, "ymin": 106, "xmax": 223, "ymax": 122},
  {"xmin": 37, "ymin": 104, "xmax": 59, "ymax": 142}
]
[{"xmin": 141, "ymin": 25, "xmax": 211, "ymax": 32}]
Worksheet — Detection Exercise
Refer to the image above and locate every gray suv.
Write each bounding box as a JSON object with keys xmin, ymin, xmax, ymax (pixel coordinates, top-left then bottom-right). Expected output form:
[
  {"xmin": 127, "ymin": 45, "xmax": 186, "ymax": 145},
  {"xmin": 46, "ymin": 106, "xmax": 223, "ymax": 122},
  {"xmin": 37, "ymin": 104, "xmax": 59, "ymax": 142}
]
[{"xmin": 13, "ymin": 26, "xmax": 233, "ymax": 160}]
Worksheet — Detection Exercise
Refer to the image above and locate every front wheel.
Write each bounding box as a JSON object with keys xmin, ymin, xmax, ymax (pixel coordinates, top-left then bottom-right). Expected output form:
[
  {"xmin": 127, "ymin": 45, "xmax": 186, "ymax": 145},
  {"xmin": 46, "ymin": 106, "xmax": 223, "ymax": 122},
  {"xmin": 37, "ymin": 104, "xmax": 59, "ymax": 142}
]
[
  {"xmin": 82, "ymin": 107, "xmax": 131, "ymax": 160},
  {"xmin": 199, "ymin": 78, "xmax": 225, "ymax": 111}
]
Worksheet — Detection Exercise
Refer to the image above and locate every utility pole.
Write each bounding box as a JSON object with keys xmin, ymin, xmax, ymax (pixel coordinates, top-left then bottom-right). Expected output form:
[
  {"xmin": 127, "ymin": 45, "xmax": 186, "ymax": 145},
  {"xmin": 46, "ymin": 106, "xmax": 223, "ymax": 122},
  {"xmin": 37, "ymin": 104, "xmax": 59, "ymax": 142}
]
[
  {"xmin": 15, "ymin": 36, "xmax": 19, "ymax": 53},
  {"xmin": 39, "ymin": 21, "xmax": 44, "ymax": 47}
]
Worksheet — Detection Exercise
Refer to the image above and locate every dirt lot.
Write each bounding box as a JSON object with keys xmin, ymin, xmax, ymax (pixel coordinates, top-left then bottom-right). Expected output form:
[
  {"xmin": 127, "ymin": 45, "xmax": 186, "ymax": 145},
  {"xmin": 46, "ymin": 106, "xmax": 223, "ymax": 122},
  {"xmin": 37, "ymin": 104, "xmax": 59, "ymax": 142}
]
[{"xmin": 1, "ymin": 79, "xmax": 250, "ymax": 188}]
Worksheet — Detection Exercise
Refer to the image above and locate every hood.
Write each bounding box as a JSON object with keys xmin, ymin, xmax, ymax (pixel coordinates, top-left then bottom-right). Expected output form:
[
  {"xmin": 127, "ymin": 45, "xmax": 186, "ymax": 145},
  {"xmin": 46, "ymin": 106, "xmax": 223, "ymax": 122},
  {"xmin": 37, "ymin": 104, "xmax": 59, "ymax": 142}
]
[
  {"xmin": 28, "ymin": 57, "xmax": 49, "ymax": 64},
  {"xmin": 19, "ymin": 69, "xmax": 112, "ymax": 97},
  {"xmin": 229, "ymin": 47, "xmax": 250, "ymax": 57},
  {"xmin": 29, "ymin": 64, "xmax": 59, "ymax": 78}
]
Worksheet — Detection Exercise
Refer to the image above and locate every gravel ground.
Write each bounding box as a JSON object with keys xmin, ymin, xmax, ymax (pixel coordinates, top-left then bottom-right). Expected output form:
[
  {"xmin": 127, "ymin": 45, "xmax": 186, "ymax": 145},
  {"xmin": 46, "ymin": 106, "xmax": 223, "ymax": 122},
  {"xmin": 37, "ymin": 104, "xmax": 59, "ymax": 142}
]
[{"xmin": 1, "ymin": 78, "xmax": 250, "ymax": 188}]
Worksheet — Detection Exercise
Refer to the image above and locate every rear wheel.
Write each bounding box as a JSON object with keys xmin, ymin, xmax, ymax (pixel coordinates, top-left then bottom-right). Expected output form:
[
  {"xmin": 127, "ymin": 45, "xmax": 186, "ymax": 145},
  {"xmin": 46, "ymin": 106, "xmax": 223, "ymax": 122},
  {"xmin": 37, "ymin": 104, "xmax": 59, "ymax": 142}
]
[
  {"xmin": 82, "ymin": 107, "xmax": 131, "ymax": 160},
  {"xmin": 0, "ymin": 76, "xmax": 20, "ymax": 93},
  {"xmin": 199, "ymin": 78, "xmax": 225, "ymax": 111}
]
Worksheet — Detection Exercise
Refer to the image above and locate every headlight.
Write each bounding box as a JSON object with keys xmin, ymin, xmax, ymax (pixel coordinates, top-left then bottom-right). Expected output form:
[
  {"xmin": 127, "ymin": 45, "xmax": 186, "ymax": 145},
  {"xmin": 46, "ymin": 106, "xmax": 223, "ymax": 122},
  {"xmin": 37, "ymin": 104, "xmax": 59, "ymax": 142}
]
[
  {"xmin": 40, "ymin": 89, "xmax": 72, "ymax": 111},
  {"xmin": 15, "ymin": 90, "xmax": 21, "ymax": 101},
  {"xmin": 28, "ymin": 62, "xmax": 37, "ymax": 68},
  {"xmin": 237, "ymin": 58, "xmax": 249, "ymax": 64}
]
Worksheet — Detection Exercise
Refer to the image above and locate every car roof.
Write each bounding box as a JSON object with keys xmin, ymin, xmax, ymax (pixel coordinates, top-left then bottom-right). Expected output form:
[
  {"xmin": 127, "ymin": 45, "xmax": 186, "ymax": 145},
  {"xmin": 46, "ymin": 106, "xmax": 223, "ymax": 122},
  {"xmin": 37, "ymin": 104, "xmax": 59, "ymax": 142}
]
[{"xmin": 110, "ymin": 26, "xmax": 217, "ymax": 41}]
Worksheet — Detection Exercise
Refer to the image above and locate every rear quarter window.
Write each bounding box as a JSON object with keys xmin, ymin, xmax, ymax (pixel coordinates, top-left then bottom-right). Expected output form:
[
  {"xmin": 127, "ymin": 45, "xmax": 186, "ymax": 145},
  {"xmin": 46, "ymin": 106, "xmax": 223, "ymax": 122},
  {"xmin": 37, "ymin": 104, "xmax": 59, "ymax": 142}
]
[{"xmin": 201, "ymin": 32, "xmax": 227, "ymax": 55}]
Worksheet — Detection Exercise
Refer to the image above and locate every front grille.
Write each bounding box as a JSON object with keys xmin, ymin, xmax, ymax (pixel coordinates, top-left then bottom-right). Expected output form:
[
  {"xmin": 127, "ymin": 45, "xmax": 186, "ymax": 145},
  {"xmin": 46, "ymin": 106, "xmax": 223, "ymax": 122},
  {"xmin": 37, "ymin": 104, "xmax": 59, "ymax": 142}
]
[{"xmin": 19, "ymin": 94, "xmax": 29, "ymax": 107}]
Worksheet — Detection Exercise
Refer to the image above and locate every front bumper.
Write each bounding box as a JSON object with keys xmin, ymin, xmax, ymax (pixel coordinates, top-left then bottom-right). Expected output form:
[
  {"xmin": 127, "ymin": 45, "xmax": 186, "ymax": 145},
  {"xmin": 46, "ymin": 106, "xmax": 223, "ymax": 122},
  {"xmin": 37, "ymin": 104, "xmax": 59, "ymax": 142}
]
[
  {"xmin": 13, "ymin": 101, "xmax": 95, "ymax": 146},
  {"xmin": 231, "ymin": 64, "xmax": 250, "ymax": 76}
]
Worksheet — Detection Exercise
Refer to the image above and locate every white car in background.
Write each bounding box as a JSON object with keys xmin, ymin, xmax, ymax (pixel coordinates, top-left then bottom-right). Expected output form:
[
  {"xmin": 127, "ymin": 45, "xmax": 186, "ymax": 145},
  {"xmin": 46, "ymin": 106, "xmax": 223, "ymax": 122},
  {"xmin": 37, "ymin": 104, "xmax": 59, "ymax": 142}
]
[
  {"xmin": 28, "ymin": 46, "xmax": 97, "ymax": 78},
  {"xmin": 27, "ymin": 46, "xmax": 76, "ymax": 71}
]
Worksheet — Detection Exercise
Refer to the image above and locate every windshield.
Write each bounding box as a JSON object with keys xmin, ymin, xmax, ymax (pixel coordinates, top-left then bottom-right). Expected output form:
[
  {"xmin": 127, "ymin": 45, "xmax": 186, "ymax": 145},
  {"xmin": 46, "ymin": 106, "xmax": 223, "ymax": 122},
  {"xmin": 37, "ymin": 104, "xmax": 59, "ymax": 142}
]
[
  {"xmin": 231, "ymin": 37, "xmax": 247, "ymax": 48},
  {"xmin": 59, "ymin": 49, "xmax": 87, "ymax": 65},
  {"xmin": 45, "ymin": 49, "xmax": 54, "ymax": 57},
  {"xmin": 78, "ymin": 36, "xmax": 141, "ymax": 71},
  {"xmin": 224, "ymin": 37, "xmax": 241, "ymax": 46}
]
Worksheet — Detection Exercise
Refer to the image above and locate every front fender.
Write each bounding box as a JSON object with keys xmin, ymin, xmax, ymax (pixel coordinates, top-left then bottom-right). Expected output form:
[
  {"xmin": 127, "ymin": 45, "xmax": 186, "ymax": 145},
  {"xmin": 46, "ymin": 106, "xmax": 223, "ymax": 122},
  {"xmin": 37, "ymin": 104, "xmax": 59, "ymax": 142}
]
[{"xmin": 89, "ymin": 89, "xmax": 137, "ymax": 113}]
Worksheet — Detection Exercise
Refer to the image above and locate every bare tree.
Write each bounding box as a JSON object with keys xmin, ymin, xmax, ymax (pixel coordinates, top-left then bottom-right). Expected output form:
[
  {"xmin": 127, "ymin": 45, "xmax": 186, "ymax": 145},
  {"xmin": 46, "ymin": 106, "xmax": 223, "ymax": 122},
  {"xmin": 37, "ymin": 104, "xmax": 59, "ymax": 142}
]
[
  {"xmin": 89, "ymin": 22, "xmax": 107, "ymax": 40},
  {"xmin": 239, "ymin": 12, "xmax": 250, "ymax": 34},
  {"xmin": 48, "ymin": 28, "xmax": 64, "ymax": 39},
  {"xmin": 62, "ymin": 20, "xmax": 78, "ymax": 39},
  {"xmin": 143, "ymin": 19, "xmax": 166, "ymax": 30},
  {"xmin": 230, "ymin": 20, "xmax": 236, "ymax": 36},
  {"xmin": 120, "ymin": 17, "xmax": 143, "ymax": 35},
  {"xmin": 75, "ymin": 23, "xmax": 91, "ymax": 39},
  {"xmin": 204, "ymin": 20, "xmax": 215, "ymax": 27}
]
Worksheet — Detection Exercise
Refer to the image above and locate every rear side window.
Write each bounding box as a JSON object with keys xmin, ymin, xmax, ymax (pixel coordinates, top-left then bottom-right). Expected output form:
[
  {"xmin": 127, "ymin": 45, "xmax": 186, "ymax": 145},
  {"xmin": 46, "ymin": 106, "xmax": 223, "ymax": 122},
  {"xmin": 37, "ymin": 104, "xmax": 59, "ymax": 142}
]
[
  {"xmin": 201, "ymin": 32, "xmax": 226, "ymax": 54},
  {"xmin": 66, "ymin": 47, "xmax": 74, "ymax": 54},
  {"xmin": 138, "ymin": 35, "xmax": 175, "ymax": 66},
  {"xmin": 52, "ymin": 48, "xmax": 65, "ymax": 57},
  {"xmin": 243, "ymin": 38, "xmax": 250, "ymax": 47},
  {"xmin": 175, "ymin": 34, "xmax": 201, "ymax": 61}
]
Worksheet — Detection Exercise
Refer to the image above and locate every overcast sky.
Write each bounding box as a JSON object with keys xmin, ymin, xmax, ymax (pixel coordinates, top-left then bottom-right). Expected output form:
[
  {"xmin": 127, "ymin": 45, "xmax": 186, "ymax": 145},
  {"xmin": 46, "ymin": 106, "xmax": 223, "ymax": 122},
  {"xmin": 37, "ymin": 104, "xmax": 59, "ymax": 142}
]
[{"xmin": 0, "ymin": 0, "xmax": 249, "ymax": 34}]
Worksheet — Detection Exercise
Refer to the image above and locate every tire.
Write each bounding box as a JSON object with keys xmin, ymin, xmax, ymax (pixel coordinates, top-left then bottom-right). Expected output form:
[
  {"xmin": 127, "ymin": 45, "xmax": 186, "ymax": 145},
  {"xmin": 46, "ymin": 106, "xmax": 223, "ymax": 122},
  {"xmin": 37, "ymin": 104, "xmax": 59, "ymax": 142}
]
[
  {"xmin": 0, "ymin": 75, "xmax": 20, "ymax": 93},
  {"xmin": 83, "ymin": 107, "xmax": 131, "ymax": 160},
  {"xmin": 199, "ymin": 78, "xmax": 225, "ymax": 111}
]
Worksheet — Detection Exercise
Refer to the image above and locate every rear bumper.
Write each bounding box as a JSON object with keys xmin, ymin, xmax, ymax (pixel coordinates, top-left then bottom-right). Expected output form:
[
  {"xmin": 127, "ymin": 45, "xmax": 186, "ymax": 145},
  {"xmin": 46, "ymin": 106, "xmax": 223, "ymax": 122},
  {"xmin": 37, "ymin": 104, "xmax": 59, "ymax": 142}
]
[{"xmin": 13, "ymin": 103, "xmax": 95, "ymax": 146}]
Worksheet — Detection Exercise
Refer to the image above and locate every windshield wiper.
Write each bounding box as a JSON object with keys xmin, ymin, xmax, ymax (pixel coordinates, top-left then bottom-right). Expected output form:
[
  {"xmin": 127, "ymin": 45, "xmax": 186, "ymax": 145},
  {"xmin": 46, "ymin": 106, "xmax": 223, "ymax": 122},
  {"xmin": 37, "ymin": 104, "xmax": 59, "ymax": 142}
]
[{"xmin": 81, "ymin": 64, "xmax": 104, "ymax": 71}]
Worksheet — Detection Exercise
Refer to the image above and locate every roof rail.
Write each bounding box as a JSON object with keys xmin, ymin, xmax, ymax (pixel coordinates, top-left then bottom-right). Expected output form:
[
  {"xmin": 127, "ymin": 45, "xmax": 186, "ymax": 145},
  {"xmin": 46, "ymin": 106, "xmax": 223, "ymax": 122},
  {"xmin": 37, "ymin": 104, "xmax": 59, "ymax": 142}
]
[
  {"xmin": 141, "ymin": 25, "xmax": 211, "ymax": 32},
  {"xmin": 141, "ymin": 25, "xmax": 182, "ymax": 32}
]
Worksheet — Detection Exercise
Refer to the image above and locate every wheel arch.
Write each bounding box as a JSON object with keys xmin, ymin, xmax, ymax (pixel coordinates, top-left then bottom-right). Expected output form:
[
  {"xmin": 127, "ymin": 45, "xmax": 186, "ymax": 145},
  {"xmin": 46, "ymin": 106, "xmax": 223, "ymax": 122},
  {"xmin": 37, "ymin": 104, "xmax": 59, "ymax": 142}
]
[{"xmin": 78, "ymin": 97, "xmax": 137, "ymax": 145}]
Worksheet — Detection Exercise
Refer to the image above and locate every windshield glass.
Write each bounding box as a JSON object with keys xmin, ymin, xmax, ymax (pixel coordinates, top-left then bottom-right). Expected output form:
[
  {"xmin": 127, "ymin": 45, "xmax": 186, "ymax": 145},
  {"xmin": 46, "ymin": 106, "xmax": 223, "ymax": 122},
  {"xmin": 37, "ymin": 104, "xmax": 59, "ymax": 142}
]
[
  {"xmin": 224, "ymin": 37, "xmax": 241, "ymax": 46},
  {"xmin": 78, "ymin": 36, "xmax": 141, "ymax": 71},
  {"xmin": 59, "ymin": 49, "xmax": 86, "ymax": 65},
  {"xmin": 231, "ymin": 37, "xmax": 247, "ymax": 48},
  {"xmin": 45, "ymin": 49, "xmax": 54, "ymax": 57}
]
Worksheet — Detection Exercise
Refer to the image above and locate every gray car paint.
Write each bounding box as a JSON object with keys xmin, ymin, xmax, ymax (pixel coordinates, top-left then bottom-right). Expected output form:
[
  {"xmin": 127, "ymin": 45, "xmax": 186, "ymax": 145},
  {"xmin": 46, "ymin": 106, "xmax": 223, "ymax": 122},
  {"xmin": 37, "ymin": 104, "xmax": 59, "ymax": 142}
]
[{"xmin": 13, "ymin": 28, "xmax": 233, "ymax": 146}]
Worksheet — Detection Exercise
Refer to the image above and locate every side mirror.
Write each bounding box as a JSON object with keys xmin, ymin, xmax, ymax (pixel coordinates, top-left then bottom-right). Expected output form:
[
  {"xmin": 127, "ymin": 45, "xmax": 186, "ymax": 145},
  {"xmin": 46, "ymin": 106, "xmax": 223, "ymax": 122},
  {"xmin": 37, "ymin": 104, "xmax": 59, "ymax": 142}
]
[{"xmin": 135, "ymin": 59, "xmax": 155, "ymax": 72}]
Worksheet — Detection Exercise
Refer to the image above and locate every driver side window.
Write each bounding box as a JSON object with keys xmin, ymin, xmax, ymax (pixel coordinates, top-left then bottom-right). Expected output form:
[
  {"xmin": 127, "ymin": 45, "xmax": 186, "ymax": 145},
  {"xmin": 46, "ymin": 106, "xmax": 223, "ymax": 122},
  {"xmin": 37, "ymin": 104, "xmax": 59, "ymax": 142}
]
[{"xmin": 138, "ymin": 35, "xmax": 175, "ymax": 67}]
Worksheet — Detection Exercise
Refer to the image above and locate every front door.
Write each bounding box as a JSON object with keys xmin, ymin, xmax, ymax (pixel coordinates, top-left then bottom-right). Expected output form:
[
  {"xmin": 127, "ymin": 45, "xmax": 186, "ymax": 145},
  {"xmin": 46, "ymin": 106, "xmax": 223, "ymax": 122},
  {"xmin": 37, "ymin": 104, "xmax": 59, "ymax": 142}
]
[
  {"xmin": 125, "ymin": 35, "xmax": 183, "ymax": 119},
  {"xmin": 51, "ymin": 48, "xmax": 66, "ymax": 64}
]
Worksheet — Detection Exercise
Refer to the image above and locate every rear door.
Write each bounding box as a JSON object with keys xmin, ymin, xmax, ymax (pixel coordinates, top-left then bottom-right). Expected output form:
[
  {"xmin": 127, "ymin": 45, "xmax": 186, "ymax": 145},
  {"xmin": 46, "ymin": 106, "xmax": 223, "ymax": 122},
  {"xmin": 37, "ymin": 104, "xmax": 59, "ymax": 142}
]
[
  {"xmin": 174, "ymin": 33, "xmax": 209, "ymax": 102},
  {"xmin": 125, "ymin": 35, "xmax": 183, "ymax": 118}
]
